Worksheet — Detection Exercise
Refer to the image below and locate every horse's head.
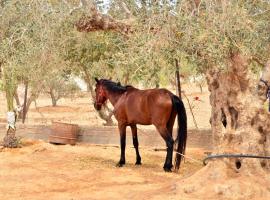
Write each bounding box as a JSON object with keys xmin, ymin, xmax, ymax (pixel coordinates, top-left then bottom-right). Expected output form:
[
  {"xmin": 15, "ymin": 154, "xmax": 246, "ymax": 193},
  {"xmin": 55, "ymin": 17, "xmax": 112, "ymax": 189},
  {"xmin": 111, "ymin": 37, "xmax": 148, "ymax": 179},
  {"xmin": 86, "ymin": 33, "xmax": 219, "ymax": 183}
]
[{"xmin": 94, "ymin": 78, "xmax": 108, "ymax": 110}]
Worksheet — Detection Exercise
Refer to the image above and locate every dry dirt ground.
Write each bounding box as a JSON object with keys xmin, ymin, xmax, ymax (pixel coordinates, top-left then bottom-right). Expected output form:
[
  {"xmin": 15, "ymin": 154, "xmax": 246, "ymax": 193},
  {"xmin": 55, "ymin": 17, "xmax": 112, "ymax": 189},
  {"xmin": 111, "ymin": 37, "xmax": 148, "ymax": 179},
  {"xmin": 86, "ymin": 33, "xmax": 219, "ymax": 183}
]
[
  {"xmin": 0, "ymin": 85, "xmax": 221, "ymax": 200},
  {"xmin": 0, "ymin": 141, "xmax": 206, "ymax": 200}
]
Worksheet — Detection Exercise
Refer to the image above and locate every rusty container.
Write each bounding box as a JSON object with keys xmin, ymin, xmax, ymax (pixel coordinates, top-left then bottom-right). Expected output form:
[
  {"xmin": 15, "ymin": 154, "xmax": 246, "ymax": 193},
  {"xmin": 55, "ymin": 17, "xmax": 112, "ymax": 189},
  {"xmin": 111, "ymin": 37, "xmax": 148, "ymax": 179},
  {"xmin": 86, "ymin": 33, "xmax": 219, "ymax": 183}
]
[{"xmin": 49, "ymin": 122, "xmax": 79, "ymax": 145}]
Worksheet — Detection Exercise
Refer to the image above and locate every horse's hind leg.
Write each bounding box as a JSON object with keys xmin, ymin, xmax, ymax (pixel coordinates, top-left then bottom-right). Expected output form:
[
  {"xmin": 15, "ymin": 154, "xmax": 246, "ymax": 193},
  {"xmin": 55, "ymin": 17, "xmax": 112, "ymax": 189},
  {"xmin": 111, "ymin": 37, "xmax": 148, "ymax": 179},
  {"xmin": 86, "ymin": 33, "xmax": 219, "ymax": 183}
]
[
  {"xmin": 156, "ymin": 126, "xmax": 174, "ymax": 172},
  {"xmin": 117, "ymin": 124, "xmax": 127, "ymax": 167},
  {"xmin": 130, "ymin": 125, "xmax": 141, "ymax": 165},
  {"xmin": 167, "ymin": 111, "xmax": 177, "ymax": 143}
]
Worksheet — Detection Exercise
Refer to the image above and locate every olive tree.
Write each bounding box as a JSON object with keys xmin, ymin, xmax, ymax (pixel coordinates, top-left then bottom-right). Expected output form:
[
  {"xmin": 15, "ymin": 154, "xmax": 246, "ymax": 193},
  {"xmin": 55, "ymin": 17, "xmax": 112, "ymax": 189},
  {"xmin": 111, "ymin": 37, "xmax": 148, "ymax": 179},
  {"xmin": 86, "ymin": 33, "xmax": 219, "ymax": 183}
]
[
  {"xmin": 0, "ymin": 0, "xmax": 73, "ymax": 145},
  {"xmin": 166, "ymin": 0, "xmax": 270, "ymax": 198}
]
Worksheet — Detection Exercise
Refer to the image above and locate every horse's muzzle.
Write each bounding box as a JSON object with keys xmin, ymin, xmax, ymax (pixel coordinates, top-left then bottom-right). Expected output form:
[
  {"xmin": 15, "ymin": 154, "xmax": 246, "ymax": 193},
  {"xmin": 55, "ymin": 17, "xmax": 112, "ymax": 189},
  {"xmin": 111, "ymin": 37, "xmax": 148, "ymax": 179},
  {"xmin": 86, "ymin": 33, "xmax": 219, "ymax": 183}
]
[{"xmin": 94, "ymin": 102, "xmax": 102, "ymax": 110}]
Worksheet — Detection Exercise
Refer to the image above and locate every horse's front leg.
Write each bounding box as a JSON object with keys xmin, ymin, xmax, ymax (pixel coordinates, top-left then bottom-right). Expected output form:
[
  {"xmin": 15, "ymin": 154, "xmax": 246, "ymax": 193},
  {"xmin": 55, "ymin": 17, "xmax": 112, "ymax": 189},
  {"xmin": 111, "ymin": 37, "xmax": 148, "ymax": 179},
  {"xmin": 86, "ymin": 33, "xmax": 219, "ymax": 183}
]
[
  {"xmin": 130, "ymin": 125, "xmax": 141, "ymax": 165},
  {"xmin": 116, "ymin": 124, "xmax": 126, "ymax": 167}
]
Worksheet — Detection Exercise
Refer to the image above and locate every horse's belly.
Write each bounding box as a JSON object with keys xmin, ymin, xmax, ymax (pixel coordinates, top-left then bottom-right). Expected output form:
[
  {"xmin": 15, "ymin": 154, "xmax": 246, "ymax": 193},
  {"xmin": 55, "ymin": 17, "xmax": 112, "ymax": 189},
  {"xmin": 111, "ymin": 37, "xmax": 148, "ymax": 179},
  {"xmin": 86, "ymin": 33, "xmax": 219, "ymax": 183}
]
[
  {"xmin": 130, "ymin": 120, "xmax": 152, "ymax": 125},
  {"xmin": 127, "ymin": 114, "xmax": 152, "ymax": 125}
]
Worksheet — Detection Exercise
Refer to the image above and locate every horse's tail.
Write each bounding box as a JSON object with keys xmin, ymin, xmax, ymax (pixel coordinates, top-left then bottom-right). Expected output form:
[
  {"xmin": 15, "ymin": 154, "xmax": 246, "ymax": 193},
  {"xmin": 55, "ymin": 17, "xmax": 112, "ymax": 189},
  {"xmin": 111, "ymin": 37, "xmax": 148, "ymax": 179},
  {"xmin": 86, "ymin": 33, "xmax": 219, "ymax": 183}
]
[{"xmin": 171, "ymin": 95, "xmax": 187, "ymax": 171}]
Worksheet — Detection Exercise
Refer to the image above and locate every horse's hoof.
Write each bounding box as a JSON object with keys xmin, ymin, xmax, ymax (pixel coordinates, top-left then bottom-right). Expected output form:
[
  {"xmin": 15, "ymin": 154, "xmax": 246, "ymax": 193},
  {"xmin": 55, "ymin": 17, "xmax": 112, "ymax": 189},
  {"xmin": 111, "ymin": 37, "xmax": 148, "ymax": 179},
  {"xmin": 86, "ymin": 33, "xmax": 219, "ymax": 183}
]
[
  {"xmin": 116, "ymin": 162, "xmax": 125, "ymax": 167},
  {"xmin": 135, "ymin": 161, "xmax": 142, "ymax": 165},
  {"xmin": 163, "ymin": 167, "xmax": 172, "ymax": 172}
]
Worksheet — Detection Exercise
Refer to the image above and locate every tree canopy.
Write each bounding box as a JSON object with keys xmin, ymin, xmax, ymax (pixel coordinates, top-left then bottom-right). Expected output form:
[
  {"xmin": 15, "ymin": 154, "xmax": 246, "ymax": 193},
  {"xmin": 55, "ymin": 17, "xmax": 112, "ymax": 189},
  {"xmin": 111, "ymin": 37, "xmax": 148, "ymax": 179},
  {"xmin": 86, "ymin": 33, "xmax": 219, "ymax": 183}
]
[{"xmin": 0, "ymin": 0, "xmax": 269, "ymax": 98}]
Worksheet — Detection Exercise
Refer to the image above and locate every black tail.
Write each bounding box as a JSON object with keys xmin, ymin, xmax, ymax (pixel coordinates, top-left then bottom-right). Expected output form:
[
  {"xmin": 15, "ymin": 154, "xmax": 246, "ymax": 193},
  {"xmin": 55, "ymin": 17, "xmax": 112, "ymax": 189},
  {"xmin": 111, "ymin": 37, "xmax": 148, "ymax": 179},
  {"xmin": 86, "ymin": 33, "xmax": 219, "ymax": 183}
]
[{"xmin": 171, "ymin": 95, "xmax": 187, "ymax": 171}]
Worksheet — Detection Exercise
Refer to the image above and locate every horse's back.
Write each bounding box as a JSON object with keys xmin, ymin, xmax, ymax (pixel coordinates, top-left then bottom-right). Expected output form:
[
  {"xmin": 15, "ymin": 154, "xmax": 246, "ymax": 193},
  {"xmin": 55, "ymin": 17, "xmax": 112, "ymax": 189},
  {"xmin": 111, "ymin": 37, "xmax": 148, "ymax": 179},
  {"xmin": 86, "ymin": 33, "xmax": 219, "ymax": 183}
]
[{"xmin": 123, "ymin": 88, "xmax": 173, "ymax": 125}]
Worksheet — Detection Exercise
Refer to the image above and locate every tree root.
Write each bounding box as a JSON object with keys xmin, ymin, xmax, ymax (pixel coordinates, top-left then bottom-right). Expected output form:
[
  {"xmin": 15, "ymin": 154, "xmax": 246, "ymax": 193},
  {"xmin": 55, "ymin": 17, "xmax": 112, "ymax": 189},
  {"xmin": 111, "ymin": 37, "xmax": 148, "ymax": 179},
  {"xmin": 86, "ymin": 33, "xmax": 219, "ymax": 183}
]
[{"xmin": 175, "ymin": 161, "xmax": 270, "ymax": 199}]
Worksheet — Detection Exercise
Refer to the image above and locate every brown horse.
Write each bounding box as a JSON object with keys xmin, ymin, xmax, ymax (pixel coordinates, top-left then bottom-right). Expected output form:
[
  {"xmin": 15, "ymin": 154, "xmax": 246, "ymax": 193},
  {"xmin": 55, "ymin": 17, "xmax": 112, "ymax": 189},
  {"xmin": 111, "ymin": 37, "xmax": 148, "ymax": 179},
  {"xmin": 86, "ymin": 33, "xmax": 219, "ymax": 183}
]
[{"xmin": 94, "ymin": 78, "xmax": 187, "ymax": 172}]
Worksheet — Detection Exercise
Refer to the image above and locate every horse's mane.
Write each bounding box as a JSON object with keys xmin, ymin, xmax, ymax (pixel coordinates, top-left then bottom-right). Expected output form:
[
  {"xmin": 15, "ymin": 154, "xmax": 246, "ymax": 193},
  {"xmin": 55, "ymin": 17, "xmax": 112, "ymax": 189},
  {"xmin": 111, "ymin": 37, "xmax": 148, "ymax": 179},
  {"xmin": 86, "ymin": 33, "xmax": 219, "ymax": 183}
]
[{"xmin": 100, "ymin": 79, "xmax": 134, "ymax": 94}]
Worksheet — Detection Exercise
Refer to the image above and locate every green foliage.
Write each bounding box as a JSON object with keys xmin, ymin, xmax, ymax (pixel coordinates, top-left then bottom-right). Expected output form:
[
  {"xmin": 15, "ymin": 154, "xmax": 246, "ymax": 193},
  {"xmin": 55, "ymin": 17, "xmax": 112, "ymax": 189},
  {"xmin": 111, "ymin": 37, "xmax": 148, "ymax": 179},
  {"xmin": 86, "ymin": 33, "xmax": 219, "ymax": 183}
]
[
  {"xmin": 0, "ymin": 0, "xmax": 77, "ymax": 110},
  {"xmin": 170, "ymin": 0, "xmax": 270, "ymax": 71},
  {"xmin": 1, "ymin": 0, "xmax": 270, "ymax": 108},
  {"xmin": 44, "ymin": 72, "xmax": 80, "ymax": 106},
  {"xmin": 63, "ymin": 31, "xmax": 120, "ymax": 81}
]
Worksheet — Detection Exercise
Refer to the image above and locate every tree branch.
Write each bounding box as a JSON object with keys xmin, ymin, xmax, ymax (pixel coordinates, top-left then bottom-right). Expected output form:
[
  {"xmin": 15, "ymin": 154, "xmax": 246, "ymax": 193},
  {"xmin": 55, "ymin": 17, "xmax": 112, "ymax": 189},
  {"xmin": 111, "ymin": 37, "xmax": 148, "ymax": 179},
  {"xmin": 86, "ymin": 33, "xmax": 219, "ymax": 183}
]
[
  {"xmin": 121, "ymin": 2, "xmax": 132, "ymax": 18},
  {"xmin": 250, "ymin": 56, "xmax": 265, "ymax": 67},
  {"xmin": 75, "ymin": 6, "xmax": 131, "ymax": 34}
]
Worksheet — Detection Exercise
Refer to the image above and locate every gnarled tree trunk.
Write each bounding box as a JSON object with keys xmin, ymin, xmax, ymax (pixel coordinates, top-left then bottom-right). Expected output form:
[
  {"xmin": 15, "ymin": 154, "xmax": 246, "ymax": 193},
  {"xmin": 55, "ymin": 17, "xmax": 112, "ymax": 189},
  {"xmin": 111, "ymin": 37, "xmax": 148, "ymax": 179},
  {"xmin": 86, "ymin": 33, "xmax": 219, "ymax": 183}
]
[
  {"xmin": 49, "ymin": 87, "xmax": 59, "ymax": 107},
  {"xmin": 175, "ymin": 54, "xmax": 270, "ymax": 199},
  {"xmin": 14, "ymin": 90, "xmax": 23, "ymax": 119},
  {"xmin": 2, "ymin": 65, "xmax": 19, "ymax": 148},
  {"xmin": 207, "ymin": 54, "xmax": 270, "ymax": 171}
]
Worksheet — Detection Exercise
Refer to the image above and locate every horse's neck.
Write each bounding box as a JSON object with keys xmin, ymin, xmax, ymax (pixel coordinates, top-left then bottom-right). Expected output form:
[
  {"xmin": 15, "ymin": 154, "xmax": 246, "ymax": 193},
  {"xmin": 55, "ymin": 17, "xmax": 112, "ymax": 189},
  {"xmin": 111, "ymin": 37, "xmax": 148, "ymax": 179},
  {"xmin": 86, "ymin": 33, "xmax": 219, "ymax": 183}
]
[{"xmin": 107, "ymin": 91, "xmax": 124, "ymax": 107}]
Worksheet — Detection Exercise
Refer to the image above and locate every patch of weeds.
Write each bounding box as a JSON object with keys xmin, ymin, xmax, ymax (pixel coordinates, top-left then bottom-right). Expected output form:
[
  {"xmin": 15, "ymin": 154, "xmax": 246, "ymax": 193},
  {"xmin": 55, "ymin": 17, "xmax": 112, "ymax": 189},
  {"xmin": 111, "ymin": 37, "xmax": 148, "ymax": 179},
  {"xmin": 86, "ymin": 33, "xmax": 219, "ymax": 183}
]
[{"xmin": 74, "ymin": 156, "xmax": 116, "ymax": 170}]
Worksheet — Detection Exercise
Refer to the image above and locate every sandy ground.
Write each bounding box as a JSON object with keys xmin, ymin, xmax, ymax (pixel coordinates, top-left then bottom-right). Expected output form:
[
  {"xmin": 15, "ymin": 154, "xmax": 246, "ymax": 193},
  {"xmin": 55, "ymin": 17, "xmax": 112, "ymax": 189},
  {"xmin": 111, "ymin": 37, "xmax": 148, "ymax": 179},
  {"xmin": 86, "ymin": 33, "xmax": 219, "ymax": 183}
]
[
  {"xmin": 0, "ymin": 140, "xmax": 205, "ymax": 200},
  {"xmin": 0, "ymin": 84, "xmax": 214, "ymax": 200}
]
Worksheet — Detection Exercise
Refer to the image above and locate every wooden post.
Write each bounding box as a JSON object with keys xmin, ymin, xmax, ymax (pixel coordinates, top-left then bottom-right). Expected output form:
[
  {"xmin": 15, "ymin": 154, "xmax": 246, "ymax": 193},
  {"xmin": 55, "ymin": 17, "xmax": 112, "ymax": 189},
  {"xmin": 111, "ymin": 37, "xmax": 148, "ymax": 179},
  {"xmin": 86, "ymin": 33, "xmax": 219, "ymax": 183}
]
[
  {"xmin": 22, "ymin": 81, "xmax": 28, "ymax": 124},
  {"xmin": 175, "ymin": 59, "xmax": 181, "ymax": 99}
]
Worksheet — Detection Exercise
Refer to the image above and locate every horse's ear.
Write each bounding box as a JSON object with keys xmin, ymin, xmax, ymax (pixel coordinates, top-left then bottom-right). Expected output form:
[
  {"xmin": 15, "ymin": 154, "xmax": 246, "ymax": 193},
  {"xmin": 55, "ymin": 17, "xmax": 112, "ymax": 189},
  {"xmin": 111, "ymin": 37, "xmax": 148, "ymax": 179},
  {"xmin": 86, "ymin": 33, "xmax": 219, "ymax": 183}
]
[
  {"xmin": 117, "ymin": 82, "xmax": 121, "ymax": 86},
  {"xmin": 95, "ymin": 77, "xmax": 99, "ymax": 83}
]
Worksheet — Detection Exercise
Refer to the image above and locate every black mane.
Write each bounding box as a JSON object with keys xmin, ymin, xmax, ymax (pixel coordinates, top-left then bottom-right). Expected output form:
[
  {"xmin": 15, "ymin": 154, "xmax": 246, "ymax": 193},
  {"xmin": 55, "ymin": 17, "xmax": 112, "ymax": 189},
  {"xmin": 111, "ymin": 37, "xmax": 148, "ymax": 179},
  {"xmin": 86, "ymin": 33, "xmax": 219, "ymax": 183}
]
[{"xmin": 100, "ymin": 79, "xmax": 133, "ymax": 94}]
